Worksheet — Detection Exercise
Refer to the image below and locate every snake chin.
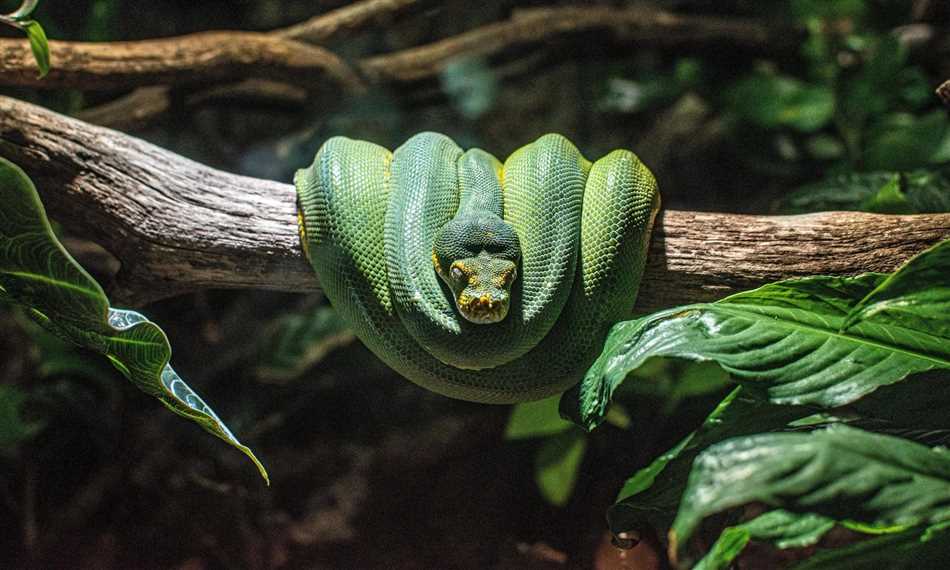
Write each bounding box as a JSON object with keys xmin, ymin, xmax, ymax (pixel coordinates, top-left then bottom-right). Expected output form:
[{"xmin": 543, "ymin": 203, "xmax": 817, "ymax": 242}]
[{"xmin": 457, "ymin": 293, "xmax": 509, "ymax": 324}]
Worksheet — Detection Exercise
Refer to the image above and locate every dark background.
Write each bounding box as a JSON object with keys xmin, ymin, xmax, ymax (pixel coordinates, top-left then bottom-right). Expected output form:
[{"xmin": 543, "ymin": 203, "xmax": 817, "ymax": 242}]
[{"xmin": 1, "ymin": 1, "xmax": 948, "ymax": 568}]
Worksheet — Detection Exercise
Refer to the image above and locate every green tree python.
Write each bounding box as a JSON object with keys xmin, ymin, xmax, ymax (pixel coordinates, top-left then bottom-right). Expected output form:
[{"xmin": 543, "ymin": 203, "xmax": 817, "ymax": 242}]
[{"xmin": 295, "ymin": 132, "xmax": 659, "ymax": 403}]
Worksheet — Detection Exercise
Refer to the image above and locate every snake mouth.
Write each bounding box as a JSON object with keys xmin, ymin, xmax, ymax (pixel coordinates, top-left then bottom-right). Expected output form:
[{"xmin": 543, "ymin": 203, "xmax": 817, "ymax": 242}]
[{"xmin": 457, "ymin": 293, "xmax": 509, "ymax": 324}]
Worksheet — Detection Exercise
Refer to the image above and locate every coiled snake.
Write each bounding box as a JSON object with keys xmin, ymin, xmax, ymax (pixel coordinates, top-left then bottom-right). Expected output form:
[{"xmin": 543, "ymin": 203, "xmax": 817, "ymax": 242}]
[{"xmin": 296, "ymin": 132, "xmax": 659, "ymax": 403}]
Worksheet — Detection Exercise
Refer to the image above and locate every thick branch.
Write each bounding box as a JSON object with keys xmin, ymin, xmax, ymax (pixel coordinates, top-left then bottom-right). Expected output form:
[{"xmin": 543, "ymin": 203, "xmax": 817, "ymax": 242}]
[
  {"xmin": 0, "ymin": 31, "xmax": 365, "ymax": 91},
  {"xmin": 1, "ymin": 97, "xmax": 947, "ymax": 309}
]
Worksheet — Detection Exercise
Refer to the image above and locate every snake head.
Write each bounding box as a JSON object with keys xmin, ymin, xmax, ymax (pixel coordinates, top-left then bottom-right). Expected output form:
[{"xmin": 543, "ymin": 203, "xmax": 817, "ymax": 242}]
[{"xmin": 433, "ymin": 215, "xmax": 521, "ymax": 324}]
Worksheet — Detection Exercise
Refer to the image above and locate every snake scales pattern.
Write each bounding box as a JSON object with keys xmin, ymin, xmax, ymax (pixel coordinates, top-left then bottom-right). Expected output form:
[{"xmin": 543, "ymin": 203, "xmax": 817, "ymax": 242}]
[{"xmin": 295, "ymin": 132, "xmax": 659, "ymax": 403}]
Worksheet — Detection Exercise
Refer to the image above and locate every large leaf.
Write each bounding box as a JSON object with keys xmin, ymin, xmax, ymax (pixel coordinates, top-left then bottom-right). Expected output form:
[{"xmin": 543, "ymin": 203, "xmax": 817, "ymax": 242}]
[
  {"xmin": 571, "ymin": 240, "xmax": 950, "ymax": 429},
  {"xmin": 670, "ymin": 425, "xmax": 950, "ymax": 561},
  {"xmin": 0, "ymin": 157, "xmax": 267, "ymax": 482},
  {"xmin": 607, "ymin": 388, "xmax": 816, "ymax": 536}
]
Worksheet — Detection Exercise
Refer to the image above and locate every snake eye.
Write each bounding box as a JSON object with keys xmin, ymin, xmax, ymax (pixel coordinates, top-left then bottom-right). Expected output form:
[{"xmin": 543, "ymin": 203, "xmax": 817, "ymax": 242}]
[{"xmin": 451, "ymin": 266, "xmax": 464, "ymax": 280}]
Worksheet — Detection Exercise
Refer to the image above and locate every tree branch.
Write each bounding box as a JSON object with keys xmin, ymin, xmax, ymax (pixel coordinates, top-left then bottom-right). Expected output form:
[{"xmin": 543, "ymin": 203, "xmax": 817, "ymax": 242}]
[
  {"xmin": 361, "ymin": 5, "xmax": 792, "ymax": 82},
  {"xmin": 15, "ymin": 4, "xmax": 796, "ymax": 129},
  {"xmin": 1, "ymin": 96, "xmax": 946, "ymax": 309},
  {"xmin": 0, "ymin": 31, "xmax": 365, "ymax": 91},
  {"xmin": 275, "ymin": 0, "xmax": 423, "ymax": 44}
]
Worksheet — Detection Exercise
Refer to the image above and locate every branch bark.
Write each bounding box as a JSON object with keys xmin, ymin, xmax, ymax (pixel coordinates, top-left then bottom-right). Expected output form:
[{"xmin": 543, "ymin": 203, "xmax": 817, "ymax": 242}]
[
  {"xmin": 7, "ymin": 3, "xmax": 796, "ymax": 130},
  {"xmin": 1, "ymin": 96, "xmax": 947, "ymax": 309},
  {"xmin": 0, "ymin": 31, "xmax": 365, "ymax": 91}
]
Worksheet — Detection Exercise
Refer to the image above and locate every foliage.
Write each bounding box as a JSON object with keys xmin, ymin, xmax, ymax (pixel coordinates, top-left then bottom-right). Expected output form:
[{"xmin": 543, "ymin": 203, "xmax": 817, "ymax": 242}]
[
  {"xmin": 1, "ymin": 0, "xmax": 949, "ymax": 567},
  {"xmin": 0, "ymin": 157, "xmax": 267, "ymax": 482},
  {"xmin": 566, "ymin": 238, "xmax": 950, "ymax": 567},
  {"xmin": 0, "ymin": 0, "xmax": 49, "ymax": 77}
]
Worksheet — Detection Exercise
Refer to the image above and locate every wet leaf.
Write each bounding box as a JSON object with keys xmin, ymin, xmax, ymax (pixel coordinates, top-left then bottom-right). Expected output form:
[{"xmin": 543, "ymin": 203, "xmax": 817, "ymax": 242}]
[
  {"xmin": 572, "ymin": 241, "xmax": 950, "ymax": 429},
  {"xmin": 671, "ymin": 425, "xmax": 950, "ymax": 560},
  {"xmin": 0, "ymin": 157, "xmax": 267, "ymax": 483},
  {"xmin": 790, "ymin": 522, "xmax": 950, "ymax": 569}
]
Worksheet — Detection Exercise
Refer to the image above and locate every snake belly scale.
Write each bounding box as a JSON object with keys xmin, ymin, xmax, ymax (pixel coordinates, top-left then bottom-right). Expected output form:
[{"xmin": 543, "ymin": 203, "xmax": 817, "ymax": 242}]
[{"xmin": 295, "ymin": 132, "xmax": 659, "ymax": 404}]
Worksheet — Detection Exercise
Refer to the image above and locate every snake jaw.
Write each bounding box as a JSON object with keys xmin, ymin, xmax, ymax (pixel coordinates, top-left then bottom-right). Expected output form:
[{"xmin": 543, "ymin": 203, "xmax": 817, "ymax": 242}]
[{"xmin": 457, "ymin": 292, "xmax": 509, "ymax": 324}]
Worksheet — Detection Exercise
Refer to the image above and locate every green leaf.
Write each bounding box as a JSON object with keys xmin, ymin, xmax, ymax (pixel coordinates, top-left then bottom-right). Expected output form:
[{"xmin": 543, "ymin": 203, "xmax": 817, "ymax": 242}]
[
  {"xmin": 839, "ymin": 36, "xmax": 908, "ymax": 133},
  {"xmin": 506, "ymin": 395, "xmax": 575, "ymax": 440},
  {"xmin": 743, "ymin": 510, "xmax": 836, "ymax": 549},
  {"xmin": 843, "ymin": 240, "xmax": 950, "ymax": 343},
  {"xmin": 256, "ymin": 305, "xmax": 354, "ymax": 382},
  {"xmin": 572, "ymin": 240, "xmax": 950, "ymax": 428},
  {"xmin": 0, "ymin": 157, "xmax": 267, "ymax": 483},
  {"xmin": 692, "ymin": 510, "xmax": 836, "ymax": 569},
  {"xmin": 790, "ymin": 522, "xmax": 950, "ymax": 569},
  {"xmin": 860, "ymin": 175, "xmax": 915, "ymax": 214},
  {"xmin": 0, "ymin": 384, "xmax": 43, "ymax": 452},
  {"xmin": 670, "ymin": 425, "xmax": 950, "ymax": 560},
  {"xmin": 534, "ymin": 430, "xmax": 586, "ymax": 507},
  {"xmin": 727, "ymin": 73, "xmax": 834, "ymax": 133},
  {"xmin": 864, "ymin": 111, "xmax": 947, "ymax": 171},
  {"xmin": 782, "ymin": 168, "xmax": 950, "ymax": 214},
  {"xmin": 607, "ymin": 388, "xmax": 814, "ymax": 535},
  {"xmin": 21, "ymin": 20, "xmax": 49, "ymax": 78},
  {"xmin": 692, "ymin": 526, "xmax": 750, "ymax": 570}
]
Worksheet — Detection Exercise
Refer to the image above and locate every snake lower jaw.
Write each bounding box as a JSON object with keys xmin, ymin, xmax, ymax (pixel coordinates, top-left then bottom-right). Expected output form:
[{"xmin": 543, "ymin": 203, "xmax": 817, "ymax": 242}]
[{"xmin": 457, "ymin": 296, "xmax": 509, "ymax": 324}]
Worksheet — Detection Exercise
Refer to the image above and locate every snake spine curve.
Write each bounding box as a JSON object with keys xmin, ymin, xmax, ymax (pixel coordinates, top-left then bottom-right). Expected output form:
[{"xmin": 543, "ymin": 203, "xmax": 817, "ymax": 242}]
[{"xmin": 296, "ymin": 132, "xmax": 659, "ymax": 404}]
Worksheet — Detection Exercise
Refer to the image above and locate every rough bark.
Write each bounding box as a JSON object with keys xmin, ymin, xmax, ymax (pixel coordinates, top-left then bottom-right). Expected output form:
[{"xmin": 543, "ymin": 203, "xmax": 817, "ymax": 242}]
[
  {"xmin": 6, "ymin": 4, "xmax": 797, "ymax": 130},
  {"xmin": 361, "ymin": 6, "xmax": 791, "ymax": 81},
  {"xmin": 0, "ymin": 31, "xmax": 365, "ymax": 91},
  {"xmin": 0, "ymin": 96, "xmax": 947, "ymax": 308}
]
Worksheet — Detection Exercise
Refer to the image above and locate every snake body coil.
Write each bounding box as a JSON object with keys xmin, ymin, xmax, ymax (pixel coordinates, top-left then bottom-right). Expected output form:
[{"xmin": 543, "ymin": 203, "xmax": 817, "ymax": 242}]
[{"xmin": 296, "ymin": 132, "xmax": 659, "ymax": 403}]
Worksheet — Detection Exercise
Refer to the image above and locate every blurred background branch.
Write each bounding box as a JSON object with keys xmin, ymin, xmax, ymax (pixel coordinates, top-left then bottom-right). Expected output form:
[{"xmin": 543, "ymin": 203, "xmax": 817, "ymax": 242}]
[{"xmin": 0, "ymin": 1, "xmax": 798, "ymax": 130}]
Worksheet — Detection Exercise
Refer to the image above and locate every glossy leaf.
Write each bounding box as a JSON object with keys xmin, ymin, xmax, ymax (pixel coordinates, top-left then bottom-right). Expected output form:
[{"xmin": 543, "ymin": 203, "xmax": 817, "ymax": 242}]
[
  {"xmin": 0, "ymin": 157, "xmax": 267, "ymax": 482},
  {"xmin": 608, "ymin": 389, "xmax": 814, "ymax": 535},
  {"xmin": 692, "ymin": 526, "xmax": 749, "ymax": 570},
  {"xmin": 573, "ymin": 241, "xmax": 950, "ymax": 429},
  {"xmin": 22, "ymin": 20, "xmax": 49, "ymax": 78},
  {"xmin": 671, "ymin": 425, "xmax": 950, "ymax": 560},
  {"xmin": 790, "ymin": 522, "xmax": 950, "ymax": 570},
  {"xmin": 693, "ymin": 510, "xmax": 835, "ymax": 569}
]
